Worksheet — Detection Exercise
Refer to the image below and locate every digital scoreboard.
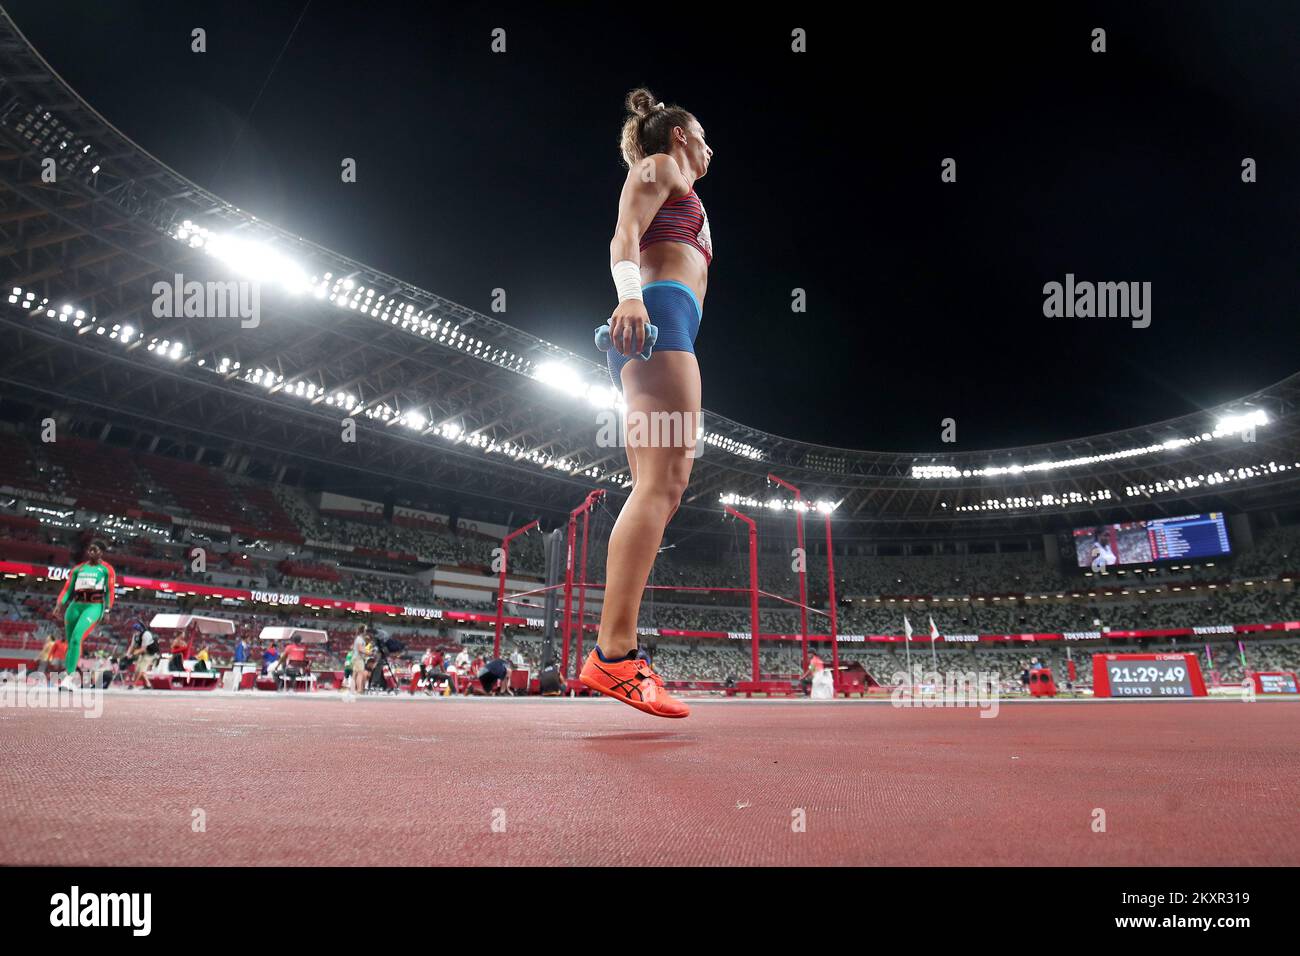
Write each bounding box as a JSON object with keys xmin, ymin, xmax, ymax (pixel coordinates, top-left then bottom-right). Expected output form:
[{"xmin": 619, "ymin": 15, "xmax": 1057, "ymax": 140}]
[
  {"xmin": 1073, "ymin": 513, "xmax": 1231, "ymax": 569},
  {"xmin": 1092, "ymin": 653, "xmax": 1207, "ymax": 698},
  {"xmin": 1249, "ymin": 672, "xmax": 1299, "ymax": 695}
]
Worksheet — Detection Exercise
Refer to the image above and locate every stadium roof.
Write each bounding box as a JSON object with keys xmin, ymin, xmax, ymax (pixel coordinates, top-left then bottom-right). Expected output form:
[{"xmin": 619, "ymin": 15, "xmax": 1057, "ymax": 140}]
[{"xmin": 2, "ymin": 6, "xmax": 1298, "ymax": 540}]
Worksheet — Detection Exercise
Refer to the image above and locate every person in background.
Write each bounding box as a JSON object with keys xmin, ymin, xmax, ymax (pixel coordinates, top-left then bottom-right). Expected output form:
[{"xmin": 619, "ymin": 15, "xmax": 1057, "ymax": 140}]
[
  {"xmin": 428, "ymin": 646, "xmax": 453, "ymax": 694},
  {"xmin": 279, "ymin": 636, "xmax": 308, "ymax": 689},
  {"xmin": 477, "ymin": 657, "xmax": 509, "ymax": 695},
  {"xmin": 88, "ymin": 647, "xmax": 113, "ymax": 689},
  {"xmin": 801, "ymin": 651, "xmax": 824, "ymax": 696},
  {"xmin": 409, "ymin": 644, "xmax": 438, "ymax": 694},
  {"xmin": 35, "ymin": 631, "xmax": 56, "ymax": 676},
  {"xmin": 510, "ymin": 645, "xmax": 526, "ymax": 670},
  {"xmin": 168, "ymin": 633, "xmax": 188, "ymax": 672},
  {"xmin": 1089, "ymin": 535, "xmax": 1117, "ymax": 574},
  {"xmin": 126, "ymin": 620, "xmax": 160, "ymax": 687},
  {"xmin": 193, "ymin": 643, "xmax": 212, "ymax": 672},
  {"xmin": 262, "ymin": 640, "xmax": 279, "ymax": 676},
  {"xmin": 349, "ymin": 628, "xmax": 368, "ymax": 696},
  {"xmin": 233, "ymin": 635, "xmax": 248, "ymax": 664}
]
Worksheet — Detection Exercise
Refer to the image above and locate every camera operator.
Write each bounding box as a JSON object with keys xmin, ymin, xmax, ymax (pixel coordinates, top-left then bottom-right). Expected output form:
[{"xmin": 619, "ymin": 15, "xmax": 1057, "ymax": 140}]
[
  {"xmin": 125, "ymin": 620, "xmax": 160, "ymax": 688},
  {"xmin": 366, "ymin": 627, "xmax": 403, "ymax": 692}
]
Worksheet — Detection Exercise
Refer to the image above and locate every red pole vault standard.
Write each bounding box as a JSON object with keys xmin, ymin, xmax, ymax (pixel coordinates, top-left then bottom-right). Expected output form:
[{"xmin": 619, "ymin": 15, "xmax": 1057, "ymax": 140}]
[
  {"xmin": 562, "ymin": 490, "xmax": 605, "ymax": 678},
  {"xmin": 824, "ymin": 507, "xmax": 839, "ymax": 685},
  {"xmin": 576, "ymin": 507, "xmax": 591, "ymax": 666},
  {"xmin": 767, "ymin": 473, "xmax": 809, "ymax": 671},
  {"xmin": 495, "ymin": 519, "xmax": 539, "ymax": 658},
  {"xmin": 724, "ymin": 505, "xmax": 761, "ymax": 684}
]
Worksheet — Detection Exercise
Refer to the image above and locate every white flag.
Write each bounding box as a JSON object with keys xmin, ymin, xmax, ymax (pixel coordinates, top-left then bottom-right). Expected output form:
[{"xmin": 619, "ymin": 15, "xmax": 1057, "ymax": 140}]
[
  {"xmin": 903, "ymin": 614, "xmax": 913, "ymax": 641},
  {"xmin": 929, "ymin": 616, "xmax": 940, "ymax": 640}
]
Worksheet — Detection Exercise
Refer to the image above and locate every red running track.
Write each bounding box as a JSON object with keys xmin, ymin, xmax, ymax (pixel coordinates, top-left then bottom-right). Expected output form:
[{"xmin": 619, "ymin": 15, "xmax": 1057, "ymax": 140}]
[{"xmin": 1, "ymin": 692, "xmax": 1297, "ymax": 866}]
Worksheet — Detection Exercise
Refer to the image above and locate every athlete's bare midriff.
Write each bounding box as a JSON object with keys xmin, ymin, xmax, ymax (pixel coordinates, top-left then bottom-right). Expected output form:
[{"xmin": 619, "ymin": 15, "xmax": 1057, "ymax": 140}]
[{"xmin": 639, "ymin": 240, "xmax": 708, "ymax": 307}]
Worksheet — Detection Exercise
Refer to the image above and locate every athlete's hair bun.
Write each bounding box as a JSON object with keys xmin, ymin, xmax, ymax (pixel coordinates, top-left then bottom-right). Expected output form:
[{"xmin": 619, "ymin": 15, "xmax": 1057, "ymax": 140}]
[
  {"xmin": 626, "ymin": 87, "xmax": 659, "ymax": 117},
  {"xmin": 618, "ymin": 88, "xmax": 692, "ymax": 168}
]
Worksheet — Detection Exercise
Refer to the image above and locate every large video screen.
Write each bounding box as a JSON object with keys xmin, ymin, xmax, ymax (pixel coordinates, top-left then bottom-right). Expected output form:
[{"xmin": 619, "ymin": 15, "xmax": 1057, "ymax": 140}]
[{"xmin": 1073, "ymin": 513, "xmax": 1231, "ymax": 570}]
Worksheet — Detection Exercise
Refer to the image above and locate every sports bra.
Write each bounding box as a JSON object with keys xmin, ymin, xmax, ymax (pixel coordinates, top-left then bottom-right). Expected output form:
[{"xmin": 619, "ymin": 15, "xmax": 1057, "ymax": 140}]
[{"xmin": 640, "ymin": 189, "xmax": 713, "ymax": 264}]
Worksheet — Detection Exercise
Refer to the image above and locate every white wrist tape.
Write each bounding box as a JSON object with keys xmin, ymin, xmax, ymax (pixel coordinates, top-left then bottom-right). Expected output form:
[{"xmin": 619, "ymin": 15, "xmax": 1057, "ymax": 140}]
[{"xmin": 611, "ymin": 259, "xmax": 643, "ymax": 302}]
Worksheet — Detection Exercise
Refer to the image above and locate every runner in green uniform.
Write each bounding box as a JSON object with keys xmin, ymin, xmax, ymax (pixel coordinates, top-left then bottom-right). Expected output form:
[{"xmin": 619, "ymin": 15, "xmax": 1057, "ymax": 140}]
[{"xmin": 51, "ymin": 539, "xmax": 117, "ymax": 691}]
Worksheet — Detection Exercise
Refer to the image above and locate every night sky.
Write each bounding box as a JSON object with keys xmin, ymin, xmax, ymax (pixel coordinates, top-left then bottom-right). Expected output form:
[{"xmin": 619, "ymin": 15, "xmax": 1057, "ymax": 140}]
[{"xmin": 9, "ymin": 0, "xmax": 1299, "ymax": 452}]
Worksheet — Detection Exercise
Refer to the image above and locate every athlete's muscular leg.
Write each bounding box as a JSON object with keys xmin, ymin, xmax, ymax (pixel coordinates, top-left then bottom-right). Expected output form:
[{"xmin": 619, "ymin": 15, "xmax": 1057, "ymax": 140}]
[
  {"xmin": 597, "ymin": 351, "xmax": 701, "ymax": 658},
  {"xmin": 65, "ymin": 602, "xmax": 102, "ymax": 678}
]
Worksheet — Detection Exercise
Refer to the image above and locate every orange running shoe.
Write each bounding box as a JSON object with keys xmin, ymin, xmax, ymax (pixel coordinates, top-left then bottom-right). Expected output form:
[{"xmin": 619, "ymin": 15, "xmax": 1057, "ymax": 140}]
[{"xmin": 579, "ymin": 650, "xmax": 690, "ymax": 718}]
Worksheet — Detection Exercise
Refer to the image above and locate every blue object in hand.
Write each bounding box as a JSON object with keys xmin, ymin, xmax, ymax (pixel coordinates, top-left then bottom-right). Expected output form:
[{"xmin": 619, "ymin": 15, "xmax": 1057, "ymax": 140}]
[{"xmin": 595, "ymin": 321, "xmax": 658, "ymax": 361}]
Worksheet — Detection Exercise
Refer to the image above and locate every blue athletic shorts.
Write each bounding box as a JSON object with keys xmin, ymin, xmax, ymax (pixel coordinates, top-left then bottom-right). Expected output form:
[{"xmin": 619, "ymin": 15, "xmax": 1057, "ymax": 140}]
[{"xmin": 607, "ymin": 280, "xmax": 702, "ymax": 388}]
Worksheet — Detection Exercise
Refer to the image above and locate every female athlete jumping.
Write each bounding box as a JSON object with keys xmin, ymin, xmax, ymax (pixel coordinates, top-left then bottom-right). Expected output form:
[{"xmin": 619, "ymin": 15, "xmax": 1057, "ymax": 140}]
[
  {"xmin": 579, "ymin": 88, "xmax": 713, "ymax": 718},
  {"xmin": 51, "ymin": 538, "xmax": 116, "ymax": 691}
]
